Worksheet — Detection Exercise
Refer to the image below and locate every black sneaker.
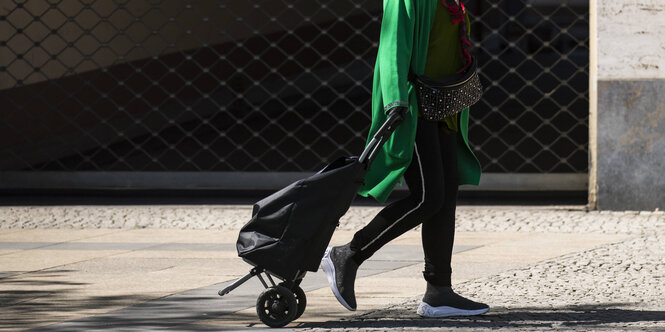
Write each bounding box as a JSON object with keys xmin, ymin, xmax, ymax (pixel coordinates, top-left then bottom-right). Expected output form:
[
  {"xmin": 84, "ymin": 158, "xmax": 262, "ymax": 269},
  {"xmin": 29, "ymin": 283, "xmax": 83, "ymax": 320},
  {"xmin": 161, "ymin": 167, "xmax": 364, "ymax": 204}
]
[
  {"xmin": 321, "ymin": 244, "xmax": 358, "ymax": 311},
  {"xmin": 417, "ymin": 283, "xmax": 489, "ymax": 317}
]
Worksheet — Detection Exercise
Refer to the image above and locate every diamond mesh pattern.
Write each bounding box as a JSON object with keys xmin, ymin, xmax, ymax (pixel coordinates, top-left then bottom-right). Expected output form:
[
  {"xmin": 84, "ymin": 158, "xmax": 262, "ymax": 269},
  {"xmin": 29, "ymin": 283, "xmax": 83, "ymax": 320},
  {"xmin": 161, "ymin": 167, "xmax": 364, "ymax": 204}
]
[
  {"xmin": 468, "ymin": 1, "xmax": 589, "ymax": 173},
  {"xmin": 0, "ymin": 0, "xmax": 588, "ymax": 176}
]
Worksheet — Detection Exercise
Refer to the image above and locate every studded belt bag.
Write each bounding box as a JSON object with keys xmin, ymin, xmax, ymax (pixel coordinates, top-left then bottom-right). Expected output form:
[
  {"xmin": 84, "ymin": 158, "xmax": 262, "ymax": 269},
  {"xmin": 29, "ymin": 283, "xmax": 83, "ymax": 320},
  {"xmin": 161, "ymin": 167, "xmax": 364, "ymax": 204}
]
[{"xmin": 409, "ymin": 58, "xmax": 483, "ymax": 121}]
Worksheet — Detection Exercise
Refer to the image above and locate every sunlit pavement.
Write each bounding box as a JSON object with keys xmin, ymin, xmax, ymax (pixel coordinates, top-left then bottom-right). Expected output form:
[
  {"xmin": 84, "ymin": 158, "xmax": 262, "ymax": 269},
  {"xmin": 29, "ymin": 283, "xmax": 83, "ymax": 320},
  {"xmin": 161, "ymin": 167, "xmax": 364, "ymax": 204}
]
[{"xmin": 1, "ymin": 205, "xmax": 663, "ymax": 331}]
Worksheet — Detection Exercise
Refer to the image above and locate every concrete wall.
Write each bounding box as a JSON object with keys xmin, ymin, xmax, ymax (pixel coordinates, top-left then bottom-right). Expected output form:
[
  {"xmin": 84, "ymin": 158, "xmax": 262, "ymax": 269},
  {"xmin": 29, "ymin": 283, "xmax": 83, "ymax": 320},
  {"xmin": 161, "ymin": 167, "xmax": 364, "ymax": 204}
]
[
  {"xmin": 591, "ymin": 0, "xmax": 665, "ymax": 210},
  {"xmin": 597, "ymin": 1, "xmax": 665, "ymax": 80}
]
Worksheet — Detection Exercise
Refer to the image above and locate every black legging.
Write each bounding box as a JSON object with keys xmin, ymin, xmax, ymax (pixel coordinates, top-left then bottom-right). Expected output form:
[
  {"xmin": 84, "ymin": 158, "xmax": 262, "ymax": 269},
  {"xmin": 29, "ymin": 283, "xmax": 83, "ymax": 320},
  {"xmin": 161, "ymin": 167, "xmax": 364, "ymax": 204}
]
[{"xmin": 350, "ymin": 118, "xmax": 459, "ymax": 286}]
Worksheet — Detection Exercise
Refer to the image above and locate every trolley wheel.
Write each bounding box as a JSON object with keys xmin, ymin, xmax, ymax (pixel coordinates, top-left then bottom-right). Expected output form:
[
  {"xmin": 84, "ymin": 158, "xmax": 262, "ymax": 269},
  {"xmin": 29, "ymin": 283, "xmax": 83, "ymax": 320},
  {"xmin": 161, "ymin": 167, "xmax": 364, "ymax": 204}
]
[
  {"xmin": 256, "ymin": 285, "xmax": 297, "ymax": 328},
  {"xmin": 280, "ymin": 282, "xmax": 307, "ymax": 320}
]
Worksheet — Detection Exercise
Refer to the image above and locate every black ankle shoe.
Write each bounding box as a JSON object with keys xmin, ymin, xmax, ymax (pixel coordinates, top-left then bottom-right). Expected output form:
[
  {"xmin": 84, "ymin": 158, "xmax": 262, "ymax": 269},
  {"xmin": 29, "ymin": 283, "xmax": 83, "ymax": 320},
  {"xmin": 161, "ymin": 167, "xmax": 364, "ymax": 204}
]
[
  {"xmin": 321, "ymin": 244, "xmax": 358, "ymax": 311},
  {"xmin": 417, "ymin": 283, "xmax": 489, "ymax": 317}
]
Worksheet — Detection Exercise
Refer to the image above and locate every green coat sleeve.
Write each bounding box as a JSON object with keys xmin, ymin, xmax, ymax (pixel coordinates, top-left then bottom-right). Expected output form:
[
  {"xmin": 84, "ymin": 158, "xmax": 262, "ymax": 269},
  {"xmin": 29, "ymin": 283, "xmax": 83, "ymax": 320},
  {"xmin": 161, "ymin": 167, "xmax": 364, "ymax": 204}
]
[
  {"xmin": 357, "ymin": 0, "xmax": 420, "ymax": 203},
  {"xmin": 378, "ymin": 0, "xmax": 415, "ymax": 113}
]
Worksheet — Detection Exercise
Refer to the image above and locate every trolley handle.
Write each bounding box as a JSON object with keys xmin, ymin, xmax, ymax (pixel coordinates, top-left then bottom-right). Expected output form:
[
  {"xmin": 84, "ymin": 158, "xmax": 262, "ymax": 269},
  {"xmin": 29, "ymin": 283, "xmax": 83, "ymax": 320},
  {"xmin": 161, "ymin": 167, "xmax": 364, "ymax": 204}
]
[{"xmin": 358, "ymin": 109, "xmax": 407, "ymax": 166}]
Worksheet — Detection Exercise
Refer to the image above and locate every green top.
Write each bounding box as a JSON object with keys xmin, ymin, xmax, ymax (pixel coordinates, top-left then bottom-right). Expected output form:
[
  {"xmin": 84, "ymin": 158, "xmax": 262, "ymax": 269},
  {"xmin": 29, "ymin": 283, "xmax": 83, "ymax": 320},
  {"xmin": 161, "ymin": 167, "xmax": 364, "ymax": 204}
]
[
  {"xmin": 357, "ymin": 0, "xmax": 482, "ymax": 203},
  {"xmin": 423, "ymin": 2, "xmax": 467, "ymax": 134}
]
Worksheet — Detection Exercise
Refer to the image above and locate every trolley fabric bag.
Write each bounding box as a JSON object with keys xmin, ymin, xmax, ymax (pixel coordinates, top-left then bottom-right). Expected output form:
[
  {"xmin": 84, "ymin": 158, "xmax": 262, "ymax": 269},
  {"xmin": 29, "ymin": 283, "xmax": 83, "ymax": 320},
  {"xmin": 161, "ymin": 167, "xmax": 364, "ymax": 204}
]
[{"xmin": 236, "ymin": 156, "xmax": 365, "ymax": 281}]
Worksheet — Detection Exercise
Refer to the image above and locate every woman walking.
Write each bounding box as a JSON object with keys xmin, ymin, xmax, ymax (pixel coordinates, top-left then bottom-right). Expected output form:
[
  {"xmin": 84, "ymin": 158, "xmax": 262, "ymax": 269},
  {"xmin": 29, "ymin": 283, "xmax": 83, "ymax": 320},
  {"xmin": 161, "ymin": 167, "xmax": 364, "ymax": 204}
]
[{"xmin": 321, "ymin": 0, "xmax": 489, "ymax": 317}]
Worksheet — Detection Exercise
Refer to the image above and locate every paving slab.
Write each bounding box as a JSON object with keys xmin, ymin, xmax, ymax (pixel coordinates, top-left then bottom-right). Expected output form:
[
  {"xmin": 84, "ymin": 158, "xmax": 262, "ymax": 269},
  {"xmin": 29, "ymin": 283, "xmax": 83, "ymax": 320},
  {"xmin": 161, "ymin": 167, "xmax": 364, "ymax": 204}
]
[
  {"xmin": 0, "ymin": 250, "xmax": 124, "ymax": 273},
  {"xmin": 0, "ymin": 242, "xmax": 236, "ymax": 251},
  {"xmin": 0, "ymin": 229, "xmax": 121, "ymax": 243},
  {"xmin": 67, "ymin": 229, "xmax": 239, "ymax": 244}
]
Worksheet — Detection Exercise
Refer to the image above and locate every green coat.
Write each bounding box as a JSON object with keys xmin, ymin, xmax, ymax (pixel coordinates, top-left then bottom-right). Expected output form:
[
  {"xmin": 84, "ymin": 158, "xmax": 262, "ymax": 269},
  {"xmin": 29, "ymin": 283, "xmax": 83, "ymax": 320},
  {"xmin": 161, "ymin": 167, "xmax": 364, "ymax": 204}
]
[{"xmin": 357, "ymin": 0, "xmax": 482, "ymax": 203}]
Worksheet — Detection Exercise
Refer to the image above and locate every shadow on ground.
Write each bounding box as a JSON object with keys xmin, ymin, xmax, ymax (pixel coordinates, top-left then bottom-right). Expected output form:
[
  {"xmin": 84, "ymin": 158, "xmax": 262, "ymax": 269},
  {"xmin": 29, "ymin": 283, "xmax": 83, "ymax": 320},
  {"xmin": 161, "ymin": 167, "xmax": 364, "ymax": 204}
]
[
  {"xmin": 0, "ymin": 270, "xmax": 85, "ymax": 307},
  {"xmin": 0, "ymin": 270, "xmax": 155, "ymax": 331},
  {"xmin": 297, "ymin": 303, "xmax": 665, "ymax": 330}
]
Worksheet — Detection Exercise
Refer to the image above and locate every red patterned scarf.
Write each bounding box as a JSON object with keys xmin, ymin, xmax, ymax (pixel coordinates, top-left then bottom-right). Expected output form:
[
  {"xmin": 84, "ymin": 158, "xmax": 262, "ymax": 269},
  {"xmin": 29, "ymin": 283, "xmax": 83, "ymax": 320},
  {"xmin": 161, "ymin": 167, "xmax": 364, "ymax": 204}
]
[{"xmin": 442, "ymin": 0, "xmax": 472, "ymax": 72}]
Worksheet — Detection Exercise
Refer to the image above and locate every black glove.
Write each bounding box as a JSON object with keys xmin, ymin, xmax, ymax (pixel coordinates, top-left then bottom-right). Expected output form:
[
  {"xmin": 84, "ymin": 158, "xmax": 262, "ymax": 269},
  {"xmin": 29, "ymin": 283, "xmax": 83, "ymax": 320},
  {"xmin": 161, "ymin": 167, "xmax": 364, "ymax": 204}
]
[{"xmin": 388, "ymin": 106, "xmax": 409, "ymax": 126}]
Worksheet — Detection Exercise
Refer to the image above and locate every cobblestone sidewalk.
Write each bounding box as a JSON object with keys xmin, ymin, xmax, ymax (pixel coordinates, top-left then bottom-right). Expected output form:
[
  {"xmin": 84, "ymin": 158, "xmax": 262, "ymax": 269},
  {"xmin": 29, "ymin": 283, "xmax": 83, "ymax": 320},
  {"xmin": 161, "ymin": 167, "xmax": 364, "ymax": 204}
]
[{"xmin": 1, "ymin": 205, "xmax": 664, "ymax": 331}]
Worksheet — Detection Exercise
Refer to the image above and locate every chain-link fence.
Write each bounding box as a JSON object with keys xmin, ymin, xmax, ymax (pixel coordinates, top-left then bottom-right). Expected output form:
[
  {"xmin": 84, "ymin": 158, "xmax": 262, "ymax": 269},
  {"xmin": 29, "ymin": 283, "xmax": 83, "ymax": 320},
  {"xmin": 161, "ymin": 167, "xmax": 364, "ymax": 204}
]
[
  {"xmin": 470, "ymin": 0, "xmax": 589, "ymax": 173},
  {"xmin": 0, "ymin": 0, "xmax": 588, "ymax": 190}
]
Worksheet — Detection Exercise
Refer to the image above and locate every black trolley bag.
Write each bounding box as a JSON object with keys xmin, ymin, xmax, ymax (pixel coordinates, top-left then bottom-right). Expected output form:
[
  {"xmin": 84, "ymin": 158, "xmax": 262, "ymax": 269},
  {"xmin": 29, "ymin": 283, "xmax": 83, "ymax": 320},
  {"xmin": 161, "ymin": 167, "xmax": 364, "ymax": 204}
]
[{"xmin": 218, "ymin": 111, "xmax": 404, "ymax": 327}]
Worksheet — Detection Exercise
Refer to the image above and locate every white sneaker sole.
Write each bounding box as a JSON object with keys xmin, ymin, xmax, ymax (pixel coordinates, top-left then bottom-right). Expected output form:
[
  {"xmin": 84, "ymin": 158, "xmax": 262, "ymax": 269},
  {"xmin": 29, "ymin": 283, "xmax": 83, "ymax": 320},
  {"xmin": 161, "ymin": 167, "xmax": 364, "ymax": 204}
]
[
  {"xmin": 417, "ymin": 301, "xmax": 489, "ymax": 318},
  {"xmin": 321, "ymin": 247, "xmax": 355, "ymax": 311}
]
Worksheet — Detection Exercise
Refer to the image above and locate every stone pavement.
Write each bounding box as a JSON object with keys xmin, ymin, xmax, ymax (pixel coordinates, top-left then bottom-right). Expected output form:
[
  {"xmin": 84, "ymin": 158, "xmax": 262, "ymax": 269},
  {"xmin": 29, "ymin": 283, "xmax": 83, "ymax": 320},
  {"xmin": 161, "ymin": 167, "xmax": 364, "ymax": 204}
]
[{"xmin": 0, "ymin": 205, "xmax": 664, "ymax": 331}]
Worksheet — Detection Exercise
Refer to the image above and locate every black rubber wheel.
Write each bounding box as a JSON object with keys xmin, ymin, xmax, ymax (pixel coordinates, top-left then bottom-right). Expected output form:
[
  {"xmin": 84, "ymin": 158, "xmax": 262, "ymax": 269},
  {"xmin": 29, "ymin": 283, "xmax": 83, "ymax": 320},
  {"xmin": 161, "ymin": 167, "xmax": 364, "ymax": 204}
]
[
  {"xmin": 280, "ymin": 282, "xmax": 307, "ymax": 320},
  {"xmin": 256, "ymin": 285, "xmax": 297, "ymax": 328}
]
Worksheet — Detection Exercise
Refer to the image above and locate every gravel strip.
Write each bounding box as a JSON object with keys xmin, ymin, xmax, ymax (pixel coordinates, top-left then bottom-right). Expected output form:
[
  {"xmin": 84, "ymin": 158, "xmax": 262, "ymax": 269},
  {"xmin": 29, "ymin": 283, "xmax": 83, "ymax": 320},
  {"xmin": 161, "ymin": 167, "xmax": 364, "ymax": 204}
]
[{"xmin": 1, "ymin": 205, "xmax": 663, "ymax": 235}]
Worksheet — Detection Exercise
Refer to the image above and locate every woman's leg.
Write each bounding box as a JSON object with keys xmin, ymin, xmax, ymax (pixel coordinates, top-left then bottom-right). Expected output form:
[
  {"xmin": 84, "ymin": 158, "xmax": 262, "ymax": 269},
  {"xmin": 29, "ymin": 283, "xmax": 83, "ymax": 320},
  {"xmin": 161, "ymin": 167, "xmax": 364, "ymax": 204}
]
[
  {"xmin": 349, "ymin": 119, "xmax": 447, "ymax": 263},
  {"xmin": 322, "ymin": 119, "xmax": 446, "ymax": 310},
  {"xmin": 421, "ymin": 129, "xmax": 458, "ymax": 286},
  {"xmin": 416, "ymin": 128, "xmax": 489, "ymax": 318}
]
